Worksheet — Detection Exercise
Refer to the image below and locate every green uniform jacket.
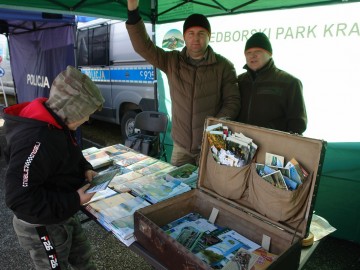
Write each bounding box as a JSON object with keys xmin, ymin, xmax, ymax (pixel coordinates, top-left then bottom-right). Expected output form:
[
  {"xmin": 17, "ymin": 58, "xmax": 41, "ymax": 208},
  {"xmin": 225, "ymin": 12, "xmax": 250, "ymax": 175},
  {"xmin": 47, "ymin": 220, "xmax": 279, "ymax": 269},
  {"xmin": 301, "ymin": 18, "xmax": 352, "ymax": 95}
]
[
  {"xmin": 237, "ymin": 59, "xmax": 307, "ymax": 134},
  {"xmin": 126, "ymin": 20, "xmax": 240, "ymax": 154}
]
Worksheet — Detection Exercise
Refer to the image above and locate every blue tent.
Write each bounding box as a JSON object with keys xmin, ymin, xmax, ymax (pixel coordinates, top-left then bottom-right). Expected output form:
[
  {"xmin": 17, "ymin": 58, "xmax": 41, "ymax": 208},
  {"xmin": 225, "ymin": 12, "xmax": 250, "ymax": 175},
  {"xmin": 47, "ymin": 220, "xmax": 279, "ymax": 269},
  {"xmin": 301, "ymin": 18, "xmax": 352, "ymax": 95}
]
[{"xmin": 0, "ymin": 8, "xmax": 76, "ymax": 102}]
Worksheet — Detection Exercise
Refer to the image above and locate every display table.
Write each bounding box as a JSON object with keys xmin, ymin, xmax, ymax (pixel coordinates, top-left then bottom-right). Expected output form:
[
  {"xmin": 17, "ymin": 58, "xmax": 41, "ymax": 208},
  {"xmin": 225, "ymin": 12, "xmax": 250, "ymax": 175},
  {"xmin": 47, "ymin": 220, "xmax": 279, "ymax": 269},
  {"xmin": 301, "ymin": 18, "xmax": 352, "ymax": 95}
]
[
  {"xmin": 81, "ymin": 142, "xmax": 325, "ymax": 270},
  {"xmin": 81, "ymin": 205, "xmax": 322, "ymax": 270}
]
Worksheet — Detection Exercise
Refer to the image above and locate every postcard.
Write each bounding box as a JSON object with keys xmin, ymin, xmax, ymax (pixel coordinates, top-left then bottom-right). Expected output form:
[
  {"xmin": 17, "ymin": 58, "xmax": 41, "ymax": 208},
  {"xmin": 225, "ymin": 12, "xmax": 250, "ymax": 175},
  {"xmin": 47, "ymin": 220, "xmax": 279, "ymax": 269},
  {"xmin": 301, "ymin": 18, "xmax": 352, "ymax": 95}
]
[
  {"xmin": 262, "ymin": 170, "xmax": 288, "ymax": 190},
  {"xmin": 265, "ymin": 152, "xmax": 285, "ymax": 167},
  {"xmin": 256, "ymin": 163, "xmax": 276, "ymax": 177}
]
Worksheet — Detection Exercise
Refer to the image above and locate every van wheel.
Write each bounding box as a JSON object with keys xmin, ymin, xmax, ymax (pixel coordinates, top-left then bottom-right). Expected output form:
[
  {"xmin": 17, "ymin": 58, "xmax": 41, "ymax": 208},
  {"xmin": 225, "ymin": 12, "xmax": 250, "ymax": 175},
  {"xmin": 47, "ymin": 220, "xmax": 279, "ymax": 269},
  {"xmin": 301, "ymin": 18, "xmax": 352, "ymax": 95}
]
[{"xmin": 121, "ymin": 110, "xmax": 138, "ymax": 140}]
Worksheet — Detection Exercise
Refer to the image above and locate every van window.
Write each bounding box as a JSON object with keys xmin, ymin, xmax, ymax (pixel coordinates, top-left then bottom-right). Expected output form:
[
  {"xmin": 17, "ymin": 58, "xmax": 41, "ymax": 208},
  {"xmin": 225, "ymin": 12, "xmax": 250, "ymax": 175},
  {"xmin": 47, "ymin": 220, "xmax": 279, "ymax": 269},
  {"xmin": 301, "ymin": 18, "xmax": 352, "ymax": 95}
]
[
  {"xmin": 77, "ymin": 30, "xmax": 88, "ymax": 66},
  {"xmin": 77, "ymin": 24, "xmax": 109, "ymax": 66}
]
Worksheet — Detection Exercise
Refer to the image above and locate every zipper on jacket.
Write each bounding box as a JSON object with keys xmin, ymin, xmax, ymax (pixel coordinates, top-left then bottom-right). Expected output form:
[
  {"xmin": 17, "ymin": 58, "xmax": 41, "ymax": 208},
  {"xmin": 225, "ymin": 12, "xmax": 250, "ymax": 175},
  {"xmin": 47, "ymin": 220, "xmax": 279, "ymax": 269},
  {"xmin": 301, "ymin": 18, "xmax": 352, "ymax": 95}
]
[
  {"xmin": 68, "ymin": 130, "xmax": 78, "ymax": 147},
  {"xmin": 190, "ymin": 66, "xmax": 197, "ymax": 149},
  {"xmin": 246, "ymin": 78, "xmax": 256, "ymax": 123}
]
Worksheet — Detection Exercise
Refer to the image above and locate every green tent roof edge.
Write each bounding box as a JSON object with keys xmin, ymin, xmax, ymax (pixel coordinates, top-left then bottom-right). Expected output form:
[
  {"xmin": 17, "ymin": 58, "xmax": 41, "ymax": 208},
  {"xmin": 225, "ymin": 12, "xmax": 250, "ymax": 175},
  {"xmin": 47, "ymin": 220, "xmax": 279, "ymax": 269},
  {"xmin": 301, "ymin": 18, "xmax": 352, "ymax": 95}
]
[{"xmin": 0, "ymin": 0, "xmax": 360, "ymax": 24}]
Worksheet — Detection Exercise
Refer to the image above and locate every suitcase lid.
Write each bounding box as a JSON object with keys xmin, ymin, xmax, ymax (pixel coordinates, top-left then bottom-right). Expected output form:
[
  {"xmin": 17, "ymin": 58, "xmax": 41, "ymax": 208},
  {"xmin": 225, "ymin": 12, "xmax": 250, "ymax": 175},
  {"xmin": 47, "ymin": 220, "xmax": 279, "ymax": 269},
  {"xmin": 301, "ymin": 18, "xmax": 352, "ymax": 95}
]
[{"xmin": 197, "ymin": 117, "xmax": 327, "ymax": 239}]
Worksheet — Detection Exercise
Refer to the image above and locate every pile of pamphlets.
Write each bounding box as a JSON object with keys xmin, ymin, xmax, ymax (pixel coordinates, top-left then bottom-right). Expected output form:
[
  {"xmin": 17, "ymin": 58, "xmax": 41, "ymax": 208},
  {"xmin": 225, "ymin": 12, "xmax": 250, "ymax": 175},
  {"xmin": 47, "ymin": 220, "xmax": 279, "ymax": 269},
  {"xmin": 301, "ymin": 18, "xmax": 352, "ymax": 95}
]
[
  {"xmin": 82, "ymin": 143, "xmax": 194, "ymax": 246},
  {"xmin": 256, "ymin": 152, "xmax": 309, "ymax": 190},
  {"xmin": 206, "ymin": 123, "xmax": 257, "ymax": 167},
  {"xmin": 162, "ymin": 212, "xmax": 278, "ymax": 269}
]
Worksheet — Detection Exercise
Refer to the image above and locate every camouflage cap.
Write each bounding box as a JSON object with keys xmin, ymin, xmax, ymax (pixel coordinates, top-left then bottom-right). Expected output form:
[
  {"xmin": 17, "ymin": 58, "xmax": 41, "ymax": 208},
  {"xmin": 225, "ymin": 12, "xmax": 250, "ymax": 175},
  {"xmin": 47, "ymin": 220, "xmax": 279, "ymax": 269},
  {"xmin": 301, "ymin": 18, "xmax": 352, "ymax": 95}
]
[{"xmin": 46, "ymin": 66, "xmax": 105, "ymax": 124}]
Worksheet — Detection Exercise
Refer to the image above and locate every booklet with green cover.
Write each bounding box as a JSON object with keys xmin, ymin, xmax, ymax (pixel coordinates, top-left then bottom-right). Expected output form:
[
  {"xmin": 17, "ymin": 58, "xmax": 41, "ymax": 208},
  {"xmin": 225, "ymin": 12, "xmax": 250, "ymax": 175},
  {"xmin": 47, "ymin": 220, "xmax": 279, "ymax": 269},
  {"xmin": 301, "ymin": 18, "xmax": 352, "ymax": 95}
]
[{"xmin": 85, "ymin": 169, "xmax": 118, "ymax": 194}]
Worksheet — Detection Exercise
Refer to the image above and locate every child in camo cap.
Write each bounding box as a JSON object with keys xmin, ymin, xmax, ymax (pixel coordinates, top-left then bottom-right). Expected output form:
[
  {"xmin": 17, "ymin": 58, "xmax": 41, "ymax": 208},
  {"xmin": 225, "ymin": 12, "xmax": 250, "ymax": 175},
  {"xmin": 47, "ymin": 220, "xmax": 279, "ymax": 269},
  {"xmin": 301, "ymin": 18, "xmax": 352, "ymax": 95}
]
[
  {"xmin": 3, "ymin": 66, "xmax": 104, "ymax": 269},
  {"xmin": 46, "ymin": 65, "xmax": 104, "ymax": 126}
]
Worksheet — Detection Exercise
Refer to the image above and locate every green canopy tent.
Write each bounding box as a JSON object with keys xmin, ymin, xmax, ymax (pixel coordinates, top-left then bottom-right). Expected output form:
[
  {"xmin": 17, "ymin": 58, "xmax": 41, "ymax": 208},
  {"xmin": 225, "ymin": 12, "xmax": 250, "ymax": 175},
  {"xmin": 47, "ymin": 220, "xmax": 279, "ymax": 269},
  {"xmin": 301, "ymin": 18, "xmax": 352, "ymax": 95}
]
[
  {"xmin": 1, "ymin": 0, "xmax": 360, "ymax": 244},
  {"xmin": 0, "ymin": 0, "xmax": 358, "ymax": 23}
]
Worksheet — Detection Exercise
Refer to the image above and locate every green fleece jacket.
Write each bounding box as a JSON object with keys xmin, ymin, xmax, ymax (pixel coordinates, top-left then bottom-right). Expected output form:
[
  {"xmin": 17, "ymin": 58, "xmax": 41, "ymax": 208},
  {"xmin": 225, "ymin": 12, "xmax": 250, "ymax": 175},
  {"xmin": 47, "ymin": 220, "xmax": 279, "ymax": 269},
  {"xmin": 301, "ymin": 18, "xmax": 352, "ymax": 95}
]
[{"xmin": 237, "ymin": 59, "xmax": 307, "ymax": 134}]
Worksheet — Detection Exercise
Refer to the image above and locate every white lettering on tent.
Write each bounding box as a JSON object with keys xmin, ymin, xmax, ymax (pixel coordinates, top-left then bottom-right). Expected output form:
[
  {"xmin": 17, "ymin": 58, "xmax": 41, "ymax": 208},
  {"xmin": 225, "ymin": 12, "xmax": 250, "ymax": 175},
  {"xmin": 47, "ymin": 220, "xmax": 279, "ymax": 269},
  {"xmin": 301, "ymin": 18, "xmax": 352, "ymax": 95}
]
[
  {"xmin": 26, "ymin": 74, "xmax": 50, "ymax": 88},
  {"xmin": 208, "ymin": 22, "xmax": 360, "ymax": 43},
  {"xmin": 276, "ymin": 25, "xmax": 317, "ymax": 39},
  {"xmin": 211, "ymin": 28, "xmax": 271, "ymax": 43},
  {"xmin": 323, "ymin": 23, "xmax": 360, "ymax": 37}
]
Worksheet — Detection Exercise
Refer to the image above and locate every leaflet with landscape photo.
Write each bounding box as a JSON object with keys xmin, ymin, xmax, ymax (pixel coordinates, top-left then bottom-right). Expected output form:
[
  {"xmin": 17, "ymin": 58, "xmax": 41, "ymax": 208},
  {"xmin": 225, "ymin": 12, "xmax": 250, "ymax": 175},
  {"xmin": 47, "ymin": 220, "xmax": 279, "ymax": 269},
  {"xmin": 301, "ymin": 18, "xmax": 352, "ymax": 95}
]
[
  {"xmin": 149, "ymin": 166, "xmax": 176, "ymax": 178},
  {"xmin": 206, "ymin": 126, "xmax": 257, "ymax": 167},
  {"xmin": 262, "ymin": 170, "xmax": 288, "ymax": 190},
  {"xmin": 84, "ymin": 187, "xmax": 118, "ymax": 204},
  {"xmin": 222, "ymin": 247, "xmax": 260, "ymax": 270},
  {"xmin": 101, "ymin": 144, "xmax": 131, "ymax": 156},
  {"xmin": 161, "ymin": 212, "xmax": 204, "ymax": 231},
  {"xmin": 216, "ymin": 149, "xmax": 238, "ymax": 167},
  {"xmin": 165, "ymin": 217, "xmax": 219, "ymax": 239},
  {"xmin": 283, "ymin": 175, "xmax": 299, "ymax": 190},
  {"xmin": 258, "ymin": 164, "xmax": 299, "ymax": 190},
  {"xmin": 111, "ymin": 183, "xmax": 132, "ymax": 193},
  {"xmin": 286, "ymin": 166, "xmax": 303, "ymax": 185},
  {"xmin": 255, "ymin": 163, "xmax": 276, "ymax": 177},
  {"xmin": 111, "ymin": 151, "xmax": 138, "ymax": 166},
  {"xmin": 249, "ymin": 141, "xmax": 258, "ymax": 162},
  {"xmin": 135, "ymin": 160, "xmax": 175, "ymax": 176},
  {"xmin": 110, "ymin": 214, "xmax": 136, "ymax": 240},
  {"xmin": 218, "ymin": 230, "xmax": 261, "ymax": 252},
  {"xmin": 99, "ymin": 164, "xmax": 127, "ymax": 180},
  {"xmin": 84, "ymin": 150, "xmax": 113, "ymax": 169},
  {"xmin": 148, "ymin": 180, "xmax": 191, "ymax": 204},
  {"xmin": 99, "ymin": 196, "xmax": 150, "ymax": 223},
  {"xmin": 275, "ymin": 167, "xmax": 291, "ymax": 178},
  {"xmin": 265, "ymin": 152, "xmax": 284, "ymax": 168},
  {"xmin": 161, "ymin": 212, "xmax": 264, "ymax": 269},
  {"xmin": 126, "ymin": 156, "xmax": 158, "ymax": 171},
  {"xmin": 195, "ymin": 234, "xmax": 252, "ymax": 267},
  {"xmin": 190, "ymin": 228, "xmax": 228, "ymax": 254},
  {"xmin": 226, "ymin": 136, "xmax": 251, "ymax": 165},
  {"xmin": 109, "ymin": 170, "xmax": 143, "ymax": 189},
  {"xmin": 165, "ymin": 163, "xmax": 198, "ymax": 187},
  {"xmin": 175, "ymin": 226, "xmax": 204, "ymax": 250},
  {"xmin": 126, "ymin": 175, "xmax": 191, "ymax": 204},
  {"xmin": 114, "ymin": 152, "xmax": 148, "ymax": 167},
  {"xmin": 85, "ymin": 169, "xmax": 118, "ymax": 193},
  {"xmin": 231, "ymin": 133, "xmax": 258, "ymax": 162},
  {"xmin": 285, "ymin": 158, "xmax": 309, "ymax": 183},
  {"xmin": 207, "ymin": 130, "xmax": 227, "ymax": 150},
  {"xmin": 88, "ymin": 192, "xmax": 135, "ymax": 213},
  {"xmin": 92, "ymin": 216, "xmax": 135, "ymax": 246}
]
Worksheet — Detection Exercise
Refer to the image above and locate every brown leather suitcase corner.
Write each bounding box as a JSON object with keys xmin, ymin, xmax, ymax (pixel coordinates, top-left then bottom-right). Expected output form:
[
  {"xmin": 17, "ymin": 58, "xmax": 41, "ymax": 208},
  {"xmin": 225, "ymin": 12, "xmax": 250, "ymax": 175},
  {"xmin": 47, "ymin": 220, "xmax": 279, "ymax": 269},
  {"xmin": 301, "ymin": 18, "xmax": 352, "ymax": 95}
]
[{"xmin": 134, "ymin": 117, "xmax": 327, "ymax": 270}]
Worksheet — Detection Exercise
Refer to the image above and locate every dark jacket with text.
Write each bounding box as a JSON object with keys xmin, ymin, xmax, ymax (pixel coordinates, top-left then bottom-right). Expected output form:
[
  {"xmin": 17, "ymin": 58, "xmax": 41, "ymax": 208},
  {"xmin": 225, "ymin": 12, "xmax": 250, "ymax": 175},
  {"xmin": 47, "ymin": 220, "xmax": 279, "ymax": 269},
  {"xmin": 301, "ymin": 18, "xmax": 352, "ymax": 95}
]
[{"xmin": 3, "ymin": 98, "xmax": 92, "ymax": 224}]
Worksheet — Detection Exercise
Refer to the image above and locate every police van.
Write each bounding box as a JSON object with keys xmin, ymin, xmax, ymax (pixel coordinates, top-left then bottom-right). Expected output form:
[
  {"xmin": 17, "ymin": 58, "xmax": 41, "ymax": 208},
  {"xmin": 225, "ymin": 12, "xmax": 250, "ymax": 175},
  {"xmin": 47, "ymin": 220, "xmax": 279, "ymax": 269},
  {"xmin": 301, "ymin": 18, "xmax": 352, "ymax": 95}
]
[
  {"xmin": 76, "ymin": 18, "xmax": 155, "ymax": 139},
  {"xmin": 0, "ymin": 34, "xmax": 14, "ymax": 107}
]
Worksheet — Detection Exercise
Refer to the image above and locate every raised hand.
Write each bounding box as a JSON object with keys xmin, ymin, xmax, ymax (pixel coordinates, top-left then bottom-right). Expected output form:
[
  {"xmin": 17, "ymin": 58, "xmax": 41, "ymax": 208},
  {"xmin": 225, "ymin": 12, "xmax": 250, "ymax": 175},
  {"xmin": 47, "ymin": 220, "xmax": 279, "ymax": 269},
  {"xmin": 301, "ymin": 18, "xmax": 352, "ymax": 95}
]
[{"xmin": 128, "ymin": 0, "xmax": 139, "ymax": 11}]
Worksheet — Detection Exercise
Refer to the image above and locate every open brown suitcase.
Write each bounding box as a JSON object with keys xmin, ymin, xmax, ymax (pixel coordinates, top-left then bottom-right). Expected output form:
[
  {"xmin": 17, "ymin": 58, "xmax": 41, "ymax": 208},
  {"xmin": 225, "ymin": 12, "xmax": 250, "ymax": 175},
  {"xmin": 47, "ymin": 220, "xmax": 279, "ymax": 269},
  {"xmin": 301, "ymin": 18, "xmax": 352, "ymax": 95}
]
[{"xmin": 134, "ymin": 117, "xmax": 327, "ymax": 270}]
